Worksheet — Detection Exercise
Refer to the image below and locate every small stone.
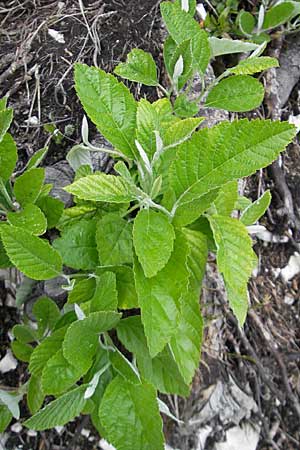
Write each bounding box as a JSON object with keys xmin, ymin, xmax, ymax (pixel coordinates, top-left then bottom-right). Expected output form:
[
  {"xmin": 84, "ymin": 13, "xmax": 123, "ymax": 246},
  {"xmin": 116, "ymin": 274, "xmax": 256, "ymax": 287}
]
[
  {"xmin": 284, "ymin": 295, "xmax": 295, "ymax": 305},
  {"xmin": 11, "ymin": 422, "xmax": 22, "ymax": 433},
  {"xmin": 81, "ymin": 428, "xmax": 90, "ymax": 438},
  {"xmin": 27, "ymin": 429, "xmax": 38, "ymax": 437}
]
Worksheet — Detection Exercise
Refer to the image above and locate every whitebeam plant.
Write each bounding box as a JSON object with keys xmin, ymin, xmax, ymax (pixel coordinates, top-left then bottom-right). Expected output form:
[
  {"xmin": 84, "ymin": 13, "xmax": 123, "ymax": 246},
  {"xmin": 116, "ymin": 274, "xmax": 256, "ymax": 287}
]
[{"xmin": 0, "ymin": 1, "xmax": 296, "ymax": 448}]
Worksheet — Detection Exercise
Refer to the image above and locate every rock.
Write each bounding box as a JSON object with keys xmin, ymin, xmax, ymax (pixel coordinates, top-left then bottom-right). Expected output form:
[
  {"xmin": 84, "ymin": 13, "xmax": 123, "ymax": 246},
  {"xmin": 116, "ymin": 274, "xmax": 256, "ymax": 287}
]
[{"xmin": 45, "ymin": 161, "xmax": 74, "ymax": 207}]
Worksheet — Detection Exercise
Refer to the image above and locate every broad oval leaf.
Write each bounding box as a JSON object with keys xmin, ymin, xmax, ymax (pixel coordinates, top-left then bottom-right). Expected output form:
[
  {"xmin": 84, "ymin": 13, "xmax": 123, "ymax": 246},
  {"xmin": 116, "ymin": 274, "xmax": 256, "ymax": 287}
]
[
  {"xmin": 53, "ymin": 219, "xmax": 98, "ymax": 270},
  {"xmin": 66, "ymin": 144, "xmax": 92, "ymax": 171},
  {"xmin": 213, "ymin": 181, "xmax": 238, "ymax": 216},
  {"xmin": 114, "ymin": 48, "xmax": 158, "ymax": 86},
  {"xmin": 63, "ymin": 311, "xmax": 121, "ymax": 371},
  {"xmin": 90, "ymin": 272, "xmax": 118, "ymax": 312},
  {"xmin": 133, "ymin": 209, "xmax": 175, "ymax": 278},
  {"xmin": 228, "ymin": 57, "xmax": 279, "ymax": 75},
  {"xmin": 205, "ymin": 75, "xmax": 264, "ymax": 112},
  {"xmin": 169, "ymin": 119, "xmax": 296, "ymax": 226},
  {"xmin": 65, "ymin": 173, "xmax": 135, "ymax": 203},
  {"xmin": 263, "ymin": 3, "xmax": 294, "ymax": 30},
  {"xmin": 208, "ymin": 215, "xmax": 257, "ymax": 326},
  {"xmin": 237, "ymin": 10, "xmax": 256, "ymax": 35},
  {"xmin": 13, "ymin": 168, "xmax": 45, "ymax": 206},
  {"xmin": 170, "ymin": 229, "xmax": 207, "ymax": 384},
  {"xmin": 0, "ymin": 405, "xmax": 12, "ymax": 432},
  {"xmin": 0, "ymin": 133, "xmax": 17, "ymax": 181},
  {"xmin": 117, "ymin": 316, "xmax": 189, "ymax": 396},
  {"xmin": 36, "ymin": 196, "xmax": 64, "ymax": 229},
  {"xmin": 99, "ymin": 376, "xmax": 164, "ymax": 450},
  {"xmin": 7, "ymin": 204, "xmax": 47, "ymax": 236},
  {"xmin": 97, "ymin": 213, "xmax": 133, "ymax": 266},
  {"xmin": 24, "ymin": 385, "xmax": 87, "ymax": 431},
  {"xmin": 134, "ymin": 230, "xmax": 189, "ymax": 357},
  {"xmin": 42, "ymin": 349, "xmax": 84, "ymax": 395},
  {"xmin": 32, "ymin": 296, "xmax": 60, "ymax": 336},
  {"xmin": 208, "ymin": 37, "xmax": 258, "ymax": 57},
  {"xmin": 0, "ymin": 225, "xmax": 62, "ymax": 280},
  {"xmin": 27, "ymin": 375, "xmax": 44, "ymax": 414},
  {"xmin": 26, "ymin": 147, "xmax": 48, "ymax": 170},
  {"xmin": 75, "ymin": 63, "xmax": 137, "ymax": 159},
  {"xmin": 0, "ymin": 108, "xmax": 13, "ymax": 143},
  {"xmin": 240, "ymin": 190, "xmax": 271, "ymax": 225},
  {"xmin": 29, "ymin": 327, "xmax": 67, "ymax": 376},
  {"xmin": 160, "ymin": 1, "xmax": 210, "ymax": 73}
]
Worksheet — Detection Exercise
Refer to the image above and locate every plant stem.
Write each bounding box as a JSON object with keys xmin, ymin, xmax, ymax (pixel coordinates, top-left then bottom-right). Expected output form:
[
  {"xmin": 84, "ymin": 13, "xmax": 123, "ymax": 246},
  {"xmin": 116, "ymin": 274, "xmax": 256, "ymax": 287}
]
[
  {"xmin": 122, "ymin": 202, "xmax": 140, "ymax": 218},
  {"xmin": 0, "ymin": 179, "xmax": 14, "ymax": 210},
  {"xmin": 158, "ymin": 83, "xmax": 171, "ymax": 98}
]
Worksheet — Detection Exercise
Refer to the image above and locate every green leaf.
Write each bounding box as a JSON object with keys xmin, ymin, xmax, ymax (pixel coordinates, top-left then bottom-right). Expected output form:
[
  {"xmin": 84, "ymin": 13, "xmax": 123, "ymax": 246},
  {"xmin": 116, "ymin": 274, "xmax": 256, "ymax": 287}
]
[
  {"xmin": 109, "ymin": 348, "xmax": 140, "ymax": 385},
  {"xmin": 68, "ymin": 277, "xmax": 96, "ymax": 304},
  {"xmin": 24, "ymin": 384, "xmax": 87, "ymax": 431},
  {"xmin": 263, "ymin": 3, "xmax": 294, "ymax": 30},
  {"xmin": 0, "ymin": 390, "xmax": 22, "ymax": 419},
  {"xmin": 174, "ymin": 94, "xmax": 199, "ymax": 118},
  {"xmin": 90, "ymin": 272, "xmax": 118, "ymax": 312},
  {"xmin": 26, "ymin": 147, "xmax": 48, "ymax": 170},
  {"xmin": 114, "ymin": 49, "xmax": 158, "ymax": 86},
  {"xmin": 240, "ymin": 190, "xmax": 271, "ymax": 225},
  {"xmin": 33, "ymin": 296, "xmax": 60, "ymax": 336},
  {"xmin": 63, "ymin": 312, "xmax": 121, "ymax": 371},
  {"xmin": 0, "ymin": 97, "xmax": 8, "ymax": 110},
  {"xmin": 0, "ymin": 404, "xmax": 12, "ymax": 432},
  {"xmin": 235, "ymin": 195, "xmax": 252, "ymax": 212},
  {"xmin": 170, "ymin": 229, "xmax": 207, "ymax": 384},
  {"xmin": 42, "ymin": 349, "xmax": 85, "ymax": 395},
  {"xmin": 27, "ymin": 375, "xmax": 44, "ymax": 414},
  {"xmin": 208, "ymin": 37, "xmax": 258, "ymax": 57},
  {"xmin": 0, "ymin": 133, "xmax": 17, "ymax": 181},
  {"xmin": 97, "ymin": 213, "xmax": 133, "ymax": 266},
  {"xmin": 0, "ymin": 225, "xmax": 62, "ymax": 280},
  {"xmin": 136, "ymin": 99, "xmax": 161, "ymax": 159},
  {"xmin": 169, "ymin": 119, "xmax": 296, "ymax": 226},
  {"xmin": 205, "ymin": 75, "xmax": 264, "ymax": 112},
  {"xmin": 133, "ymin": 209, "xmax": 175, "ymax": 278},
  {"xmin": 0, "ymin": 236, "xmax": 12, "ymax": 268},
  {"xmin": 29, "ymin": 326, "xmax": 67, "ymax": 376},
  {"xmin": 66, "ymin": 145, "xmax": 92, "ymax": 171},
  {"xmin": 99, "ymin": 376, "xmax": 164, "ymax": 450},
  {"xmin": 0, "ymin": 108, "xmax": 13, "ymax": 143},
  {"xmin": 53, "ymin": 219, "xmax": 98, "ymax": 270},
  {"xmin": 7, "ymin": 204, "xmax": 47, "ymax": 235},
  {"xmin": 237, "ymin": 10, "xmax": 256, "ymax": 35},
  {"xmin": 161, "ymin": 1, "xmax": 210, "ymax": 73},
  {"xmin": 117, "ymin": 316, "xmax": 189, "ymax": 396},
  {"xmin": 228, "ymin": 57, "xmax": 279, "ymax": 75},
  {"xmin": 75, "ymin": 63, "xmax": 137, "ymax": 159},
  {"xmin": 15, "ymin": 276, "xmax": 36, "ymax": 306},
  {"xmin": 134, "ymin": 230, "xmax": 189, "ymax": 357},
  {"xmin": 13, "ymin": 168, "xmax": 45, "ymax": 206},
  {"xmin": 163, "ymin": 117, "xmax": 203, "ymax": 148},
  {"xmin": 213, "ymin": 181, "xmax": 238, "ymax": 216},
  {"xmin": 11, "ymin": 340, "xmax": 33, "ymax": 362},
  {"xmin": 65, "ymin": 173, "xmax": 135, "ymax": 203},
  {"xmin": 75, "ymin": 164, "xmax": 93, "ymax": 180},
  {"xmin": 96, "ymin": 266, "xmax": 138, "ymax": 309},
  {"xmin": 208, "ymin": 215, "xmax": 257, "ymax": 325},
  {"xmin": 12, "ymin": 324, "xmax": 36, "ymax": 343},
  {"xmin": 164, "ymin": 38, "xmax": 193, "ymax": 89},
  {"xmin": 36, "ymin": 196, "xmax": 64, "ymax": 229}
]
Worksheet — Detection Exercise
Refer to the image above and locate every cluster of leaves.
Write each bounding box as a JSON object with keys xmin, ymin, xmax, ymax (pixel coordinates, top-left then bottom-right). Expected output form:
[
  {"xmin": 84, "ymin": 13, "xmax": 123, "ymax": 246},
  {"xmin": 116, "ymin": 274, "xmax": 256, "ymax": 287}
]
[
  {"xmin": 204, "ymin": 0, "xmax": 300, "ymax": 42},
  {"xmin": 0, "ymin": 1, "xmax": 297, "ymax": 448}
]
